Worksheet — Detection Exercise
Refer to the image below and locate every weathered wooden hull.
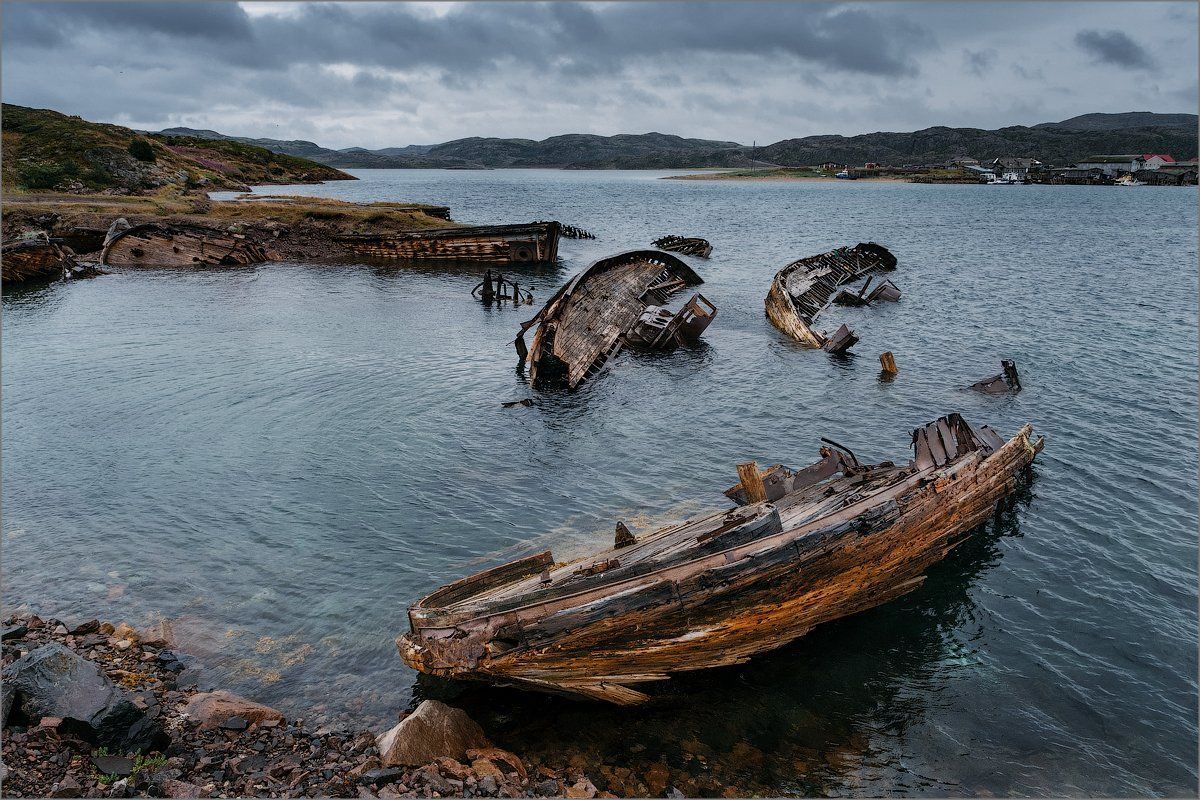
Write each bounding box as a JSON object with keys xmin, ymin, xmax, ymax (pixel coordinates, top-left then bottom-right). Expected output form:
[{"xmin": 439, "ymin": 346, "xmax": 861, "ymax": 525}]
[
  {"xmin": 335, "ymin": 222, "xmax": 560, "ymax": 264},
  {"xmin": 765, "ymin": 242, "xmax": 897, "ymax": 348},
  {"xmin": 517, "ymin": 250, "xmax": 705, "ymax": 390},
  {"xmin": 400, "ymin": 415, "xmax": 1043, "ymax": 704},
  {"xmin": 2, "ymin": 239, "xmax": 73, "ymax": 287},
  {"xmin": 101, "ymin": 223, "xmax": 269, "ymax": 268}
]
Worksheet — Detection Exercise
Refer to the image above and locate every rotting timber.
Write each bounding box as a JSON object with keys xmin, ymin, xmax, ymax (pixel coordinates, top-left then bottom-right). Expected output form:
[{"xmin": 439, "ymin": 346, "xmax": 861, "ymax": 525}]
[
  {"xmin": 2, "ymin": 235, "xmax": 75, "ymax": 286},
  {"xmin": 653, "ymin": 235, "xmax": 713, "ymax": 258},
  {"xmin": 400, "ymin": 413, "xmax": 1044, "ymax": 704},
  {"xmin": 101, "ymin": 221, "xmax": 270, "ymax": 268},
  {"xmin": 765, "ymin": 243, "xmax": 897, "ymax": 349},
  {"xmin": 334, "ymin": 222, "xmax": 561, "ymax": 265},
  {"xmin": 514, "ymin": 249, "xmax": 716, "ymax": 391}
]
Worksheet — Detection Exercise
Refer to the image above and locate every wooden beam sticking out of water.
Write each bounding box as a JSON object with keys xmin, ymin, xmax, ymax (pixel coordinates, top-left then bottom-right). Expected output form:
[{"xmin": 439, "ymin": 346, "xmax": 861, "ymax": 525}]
[
  {"xmin": 736, "ymin": 461, "xmax": 767, "ymax": 505},
  {"xmin": 880, "ymin": 351, "xmax": 898, "ymax": 374}
]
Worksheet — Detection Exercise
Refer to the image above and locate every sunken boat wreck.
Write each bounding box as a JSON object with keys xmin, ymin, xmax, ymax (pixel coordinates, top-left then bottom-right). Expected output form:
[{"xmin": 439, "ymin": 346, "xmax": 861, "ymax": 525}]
[
  {"xmin": 515, "ymin": 249, "xmax": 717, "ymax": 390},
  {"xmin": 652, "ymin": 235, "xmax": 713, "ymax": 258},
  {"xmin": 334, "ymin": 221, "xmax": 561, "ymax": 265},
  {"xmin": 766, "ymin": 242, "xmax": 898, "ymax": 351},
  {"xmin": 400, "ymin": 413, "xmax": 1044, "ymax": 704},
  {"xmin": 1, "ymin": 234, "xmax": 75, "ymax": 286},
  {"xmin": 101, "ymin": 221, "xmax": 270, "ymax": 268}
]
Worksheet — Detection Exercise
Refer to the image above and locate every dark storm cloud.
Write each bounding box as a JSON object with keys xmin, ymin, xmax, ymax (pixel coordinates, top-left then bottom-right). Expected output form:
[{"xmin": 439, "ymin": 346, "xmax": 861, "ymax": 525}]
[
  {"xmin": 2, "ymin": 2, "xmax": 930, "ymax": 77},
  {"xmin": 1074, "ymin": 29, "xmax": 1156, "ymax": 70},
  {"xmin": 963, "ymin": 49, "xmax": 997, "ymax": 77},
  {"xmin": 1, "ymin": 2, "xmax": 1195, "ymax": 146}
]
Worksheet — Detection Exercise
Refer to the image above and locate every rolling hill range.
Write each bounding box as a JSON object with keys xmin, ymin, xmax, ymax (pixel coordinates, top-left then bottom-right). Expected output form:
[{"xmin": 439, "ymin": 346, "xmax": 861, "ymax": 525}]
[
  {"xmin": 1, "ymin": 104, "xmax": 353, "ymax": 193},
  {"xmin": 159, "ymin": 112, "xmax": 1196, "ymax": 170}
]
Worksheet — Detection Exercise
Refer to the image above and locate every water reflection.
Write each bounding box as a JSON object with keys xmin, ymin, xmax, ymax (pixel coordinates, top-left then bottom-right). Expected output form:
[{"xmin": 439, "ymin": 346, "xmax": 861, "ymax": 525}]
[{"xmin": 416, "ymin": 481, "xmax": 1037, "ymax": 797}]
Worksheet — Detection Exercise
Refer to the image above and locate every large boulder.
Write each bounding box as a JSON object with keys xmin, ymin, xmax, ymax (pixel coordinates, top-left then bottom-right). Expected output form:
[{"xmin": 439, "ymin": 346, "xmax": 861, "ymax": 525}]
[
  {"xmin": 377, "ymin": 700, "xmax": 491, "ymax": 767},
  {"xmin": 2, "ymin": 643, "xmax": 159, "ymax": 751},
  {"xmin": 181, "ymin": 690, "xmax": 283, "ymax": 730}
]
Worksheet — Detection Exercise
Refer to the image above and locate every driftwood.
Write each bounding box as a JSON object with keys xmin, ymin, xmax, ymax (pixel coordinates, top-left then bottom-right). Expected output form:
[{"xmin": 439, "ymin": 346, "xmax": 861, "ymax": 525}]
[
  {"xmin": 514, "ymin": 250, "xmax": 715, "ymax": 391},
  {"xmin": 335, "ymin": 222, "xmax": 561, "ymax": 265},
  {"xmin": 971, "ymin": 360, "xmax": 1022, "ymax": 393},
  {"xmin": 399, "ymin": 413, "xmax": 1044, "ymax": 704},
  {"xmin": 765, "ymin": 243, "xmax": 897, "ymax": 350},
  {"xmin": 652, "ymin": 236, "xmax": 712, "ymax": 258},
  {"xmin": 1, "ymin": 235, "xmax": 75, "ymax": 287},
  {"xmin": 101, "ymin": 222, "xmax": 269, "ymax": 268}
]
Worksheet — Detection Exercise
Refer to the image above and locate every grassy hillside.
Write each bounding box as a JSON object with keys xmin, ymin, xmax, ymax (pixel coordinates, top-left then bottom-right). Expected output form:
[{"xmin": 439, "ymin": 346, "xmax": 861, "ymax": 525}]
[
  {"xmin": 2, "ymin": 104, "xmax": 354, "ymax": 194},
  {"xmin": 757, "ymin": 124, "xmax": 1199, "ymax": 167}
]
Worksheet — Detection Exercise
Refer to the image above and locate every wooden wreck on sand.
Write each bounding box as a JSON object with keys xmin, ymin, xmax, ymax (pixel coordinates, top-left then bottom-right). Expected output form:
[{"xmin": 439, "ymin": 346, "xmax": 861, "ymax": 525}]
[
  {"xmin": 334, "ymin": 222, "xmax": 561, "ymax": 265},
  {"xmin": 765, "ymin": 242, "xmax": 897, "ymax": 351},
  {"xmin": 2, "ymin": 235, "xmax": 75, "ymax": 287},
  {"xmin": 514, "ymin": 249, "xmax": 717, "ymax": 390},
  {"xmin": 400, "ymin": 413, "xmax": 1044, "ymax": 704},
  {"xmin": 101, "ymin": 222, "xmax": 270, "ymax": 268}
]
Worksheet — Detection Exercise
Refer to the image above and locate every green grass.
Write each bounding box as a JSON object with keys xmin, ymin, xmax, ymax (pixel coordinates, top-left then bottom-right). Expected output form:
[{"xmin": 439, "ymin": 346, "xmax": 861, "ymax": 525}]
[{"xmin": 2, "ymin": 103, "xmax": 352, "ymax": 193}]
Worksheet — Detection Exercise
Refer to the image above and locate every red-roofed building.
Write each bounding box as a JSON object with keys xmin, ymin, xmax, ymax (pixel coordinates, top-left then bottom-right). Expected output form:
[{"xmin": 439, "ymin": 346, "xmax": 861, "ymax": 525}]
[{"xmin": 1142, "ymin": 154, "xmax": 1176, "ymax": 170}]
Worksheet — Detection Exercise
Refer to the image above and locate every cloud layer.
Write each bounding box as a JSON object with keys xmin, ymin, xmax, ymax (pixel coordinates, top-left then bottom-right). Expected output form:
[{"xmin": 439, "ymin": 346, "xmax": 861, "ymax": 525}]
[{"xmin": 2, "ymin": 2, "xmax": 1195, "ymax": 148}]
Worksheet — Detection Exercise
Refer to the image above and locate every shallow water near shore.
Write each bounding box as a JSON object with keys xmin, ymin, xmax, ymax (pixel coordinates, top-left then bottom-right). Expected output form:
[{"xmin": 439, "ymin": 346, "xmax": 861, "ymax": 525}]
[{"xmin": 4, "ymin": 170, "xmax": 1197, "ymax": 795}]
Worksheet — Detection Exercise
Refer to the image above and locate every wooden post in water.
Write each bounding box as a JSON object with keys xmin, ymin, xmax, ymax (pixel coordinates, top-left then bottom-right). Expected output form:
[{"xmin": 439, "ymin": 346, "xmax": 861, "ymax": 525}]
[
  {"xmin": 736, "ymin": 461, "xmax": 767, "ymax": 504},
  {"xmin": 880, "ymin": 351, "xmax": 898, "ymax": 374},
  {"xmin": 482, "ymin": 269, "xmax": 495, "ymax": 302}
]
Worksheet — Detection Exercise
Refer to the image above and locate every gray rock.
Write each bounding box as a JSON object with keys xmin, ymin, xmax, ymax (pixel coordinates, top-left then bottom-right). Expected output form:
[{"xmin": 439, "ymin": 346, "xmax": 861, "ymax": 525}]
[
  {"xmin": 479, "ymin": 775, "xmax": 501, "ymax": 796},
  {"xmin": 2, "ymin": 625, "xmax": 28, "ymax": 641},
  {"xmin": 50, "ymin": 776, "xmax": 83, "ymax": 798},
  {"xmin": 358, "ymin": 767, "xmax": 404, "ymax": 786},
  {"xmin": 93, "ymin": 755, "xmax": 135, "ymax": 776},
  {"xmin": 3, "ymin": 643, "xmax": 160, "ymax": 751},
  {"xmin": 376, "ymin": 700, "xmax": 490, "ymax": 767},
  {"xmin": 533, "ymin": 779, "xmax": 560, "ymax": 796}
]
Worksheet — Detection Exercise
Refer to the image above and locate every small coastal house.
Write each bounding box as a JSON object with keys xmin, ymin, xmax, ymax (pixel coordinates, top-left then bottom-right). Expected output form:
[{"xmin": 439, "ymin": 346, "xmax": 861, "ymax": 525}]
[
  {"xmin": 1140, "ymin": 154, "xmax": 1175, "ymax": 170},
  {"xmin": 1074, "ymin": 154, "xmax": 1145, "ymax": 174},
  {"xmin": 990, "ymin": 157, "xmax": 1042, "ymax": 179}
]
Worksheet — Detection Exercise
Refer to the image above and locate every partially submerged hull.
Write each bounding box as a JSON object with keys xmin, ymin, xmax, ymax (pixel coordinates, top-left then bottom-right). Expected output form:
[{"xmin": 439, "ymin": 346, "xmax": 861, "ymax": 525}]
[
  {"xmin": 400, "ymin": 414, "xmax": 1043, "ymax": 704},
  {"xmin": 516, "ymin": 250, "xmax": 713, "ymax": 391},
  {"xmin": 101, "ymin": 222, "xmax": 270, "ymax": 268},
  {"xmin": 765, "ymin": 242, "xmax": 896, "ymax": 348},
  {"xmin": 334, "ymin": 222, "xmax": 561, "ymax": 264},
  {"xmin": 2, "ymin": 238, "xmax": 74, "ymax": 287}
]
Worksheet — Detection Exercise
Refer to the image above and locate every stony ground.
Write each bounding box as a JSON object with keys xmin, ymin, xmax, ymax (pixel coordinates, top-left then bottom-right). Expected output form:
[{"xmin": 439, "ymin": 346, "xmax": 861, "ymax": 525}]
[{"xmin": 1, "ymin": 613, "xmax": 600, "ymax": 799}]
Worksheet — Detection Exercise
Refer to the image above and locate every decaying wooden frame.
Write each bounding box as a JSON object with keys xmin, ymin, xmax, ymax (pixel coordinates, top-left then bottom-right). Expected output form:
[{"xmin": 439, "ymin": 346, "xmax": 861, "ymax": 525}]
[
  {"xmin": 765, "ymin": 242, "xmax": 897, "ymax": 350},
  {"xmin": 515, "ymin": 249, "xmax": 715, "ymax": 391},
  {"xmin": 335, "ymin": 222, "xmax": 561, "ymax": 264},
  {"xmin": 399, "ymin": 413, "xmax": 1044, "ymax": 704}
]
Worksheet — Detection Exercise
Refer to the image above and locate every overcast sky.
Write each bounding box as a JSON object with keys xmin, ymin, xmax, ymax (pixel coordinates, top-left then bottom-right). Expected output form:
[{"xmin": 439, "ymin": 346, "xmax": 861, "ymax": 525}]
[{"xmin": 3, "ymin": 1, "xmax": 1196, "ymax": 149}]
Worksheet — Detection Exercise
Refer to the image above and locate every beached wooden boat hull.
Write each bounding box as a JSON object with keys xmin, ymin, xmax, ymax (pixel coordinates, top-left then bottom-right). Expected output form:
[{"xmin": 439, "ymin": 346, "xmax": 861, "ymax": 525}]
[
  {"xmin": 400, "ymin": 414, "xmax": 1043, "ymax": 704},
  {"xmin": 2, "ymin": 239, "xmax": 74, "ymax": 287},
  {"xmin": 102, "ymin": 223, "xmax": 270, "ymax": 268},
  {"xmin": 335, "ymin": 222, "xmax": 560, "ymax": 264},
  {"xmin": 766, "ymin": 242, "xmax": 896, "ymax": 347},
  {"xmin": 516, "ymin": 250, "xmax": 708, "ymax": 390}
]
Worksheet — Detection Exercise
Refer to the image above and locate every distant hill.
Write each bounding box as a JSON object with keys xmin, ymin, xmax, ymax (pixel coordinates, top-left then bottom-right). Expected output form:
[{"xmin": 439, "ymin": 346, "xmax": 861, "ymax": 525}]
[
  {"xmin": 1034, "ymin": 112, "xmax": 1198, "ymax": 131},
  {"xmin": 757, "ymin": 122, "xmax": 1198, "ymax": 168},
  {"xmin": 2, "ymin": 105, "xmax": 354, "ymax": 194},
  {"xmin": 155, "ymin": 111, "xmax": 1197, "ymax": 170}
]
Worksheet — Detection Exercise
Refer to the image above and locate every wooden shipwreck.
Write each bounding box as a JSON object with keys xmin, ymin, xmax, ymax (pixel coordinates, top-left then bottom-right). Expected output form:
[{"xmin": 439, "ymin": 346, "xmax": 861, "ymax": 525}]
[
  {"xmin": 765, "ymin": 243, "xmax": 897, "ymax": 350},
  {"xmin": 101, "ymin": 222, "xmax": 270, "ymax": 268},
  {"xmin": 399, "ymin": 413, "xmax": 1044, "ymax": 704},
  {"xmin": 514, "ymin": 250, "xmax": 716, "ymax": 390},
  {"xmin": 334, "ymin": 222, "xmax": 561, "ymax": 265},
  {"xmin": 2, "ymin": 235, "xmax": 75, "ymax": 287},
  {"xmin": 652, "ymin": 236, "xmax": 713, "ymax": 258}
]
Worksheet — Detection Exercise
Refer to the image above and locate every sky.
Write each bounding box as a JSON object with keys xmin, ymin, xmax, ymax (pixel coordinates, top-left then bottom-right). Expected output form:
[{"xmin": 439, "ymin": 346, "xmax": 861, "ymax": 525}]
[{"xmin": 2, "ymin": 1, "xmax": 1196, "ymax": 149}]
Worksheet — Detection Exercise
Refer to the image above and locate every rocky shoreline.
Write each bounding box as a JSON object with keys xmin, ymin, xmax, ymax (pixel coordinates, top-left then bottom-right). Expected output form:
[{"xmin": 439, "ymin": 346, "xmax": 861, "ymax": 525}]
[{"xmin": 2, "ymin": 613, "xmax": 602, "ymax": 799}]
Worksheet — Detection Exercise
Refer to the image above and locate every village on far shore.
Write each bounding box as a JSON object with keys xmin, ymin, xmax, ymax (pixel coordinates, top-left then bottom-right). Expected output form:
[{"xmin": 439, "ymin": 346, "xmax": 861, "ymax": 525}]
[{"xmin": 672, "ymin": 152, "xmax": 1200, "ymax": 185}]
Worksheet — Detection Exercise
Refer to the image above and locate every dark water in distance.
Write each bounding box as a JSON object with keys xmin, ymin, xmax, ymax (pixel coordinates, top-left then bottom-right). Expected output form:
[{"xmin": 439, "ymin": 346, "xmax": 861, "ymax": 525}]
[{"xmin": 4, "ymin": 170, "xmax": 1197, "ymax": 795}]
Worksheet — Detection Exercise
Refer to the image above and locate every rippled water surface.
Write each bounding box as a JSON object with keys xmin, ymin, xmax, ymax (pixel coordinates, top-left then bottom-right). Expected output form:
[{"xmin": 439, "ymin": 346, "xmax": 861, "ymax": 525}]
[{"xmin": 4, "ymin": 171, "xmax": 1197, "ymax": 795}]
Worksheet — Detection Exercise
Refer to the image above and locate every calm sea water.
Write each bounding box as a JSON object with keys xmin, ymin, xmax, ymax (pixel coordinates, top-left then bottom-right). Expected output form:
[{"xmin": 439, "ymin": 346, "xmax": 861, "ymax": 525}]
[{"xmin": 4, "ymin": 170, "xmax": 1196, "ymax": 796}]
